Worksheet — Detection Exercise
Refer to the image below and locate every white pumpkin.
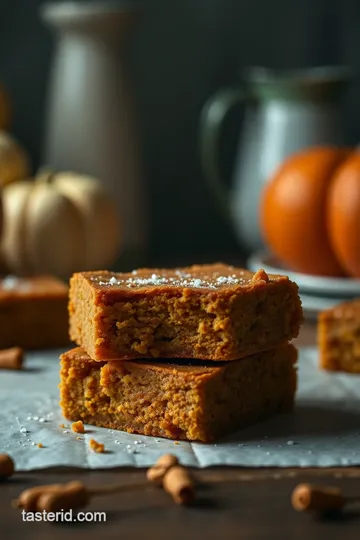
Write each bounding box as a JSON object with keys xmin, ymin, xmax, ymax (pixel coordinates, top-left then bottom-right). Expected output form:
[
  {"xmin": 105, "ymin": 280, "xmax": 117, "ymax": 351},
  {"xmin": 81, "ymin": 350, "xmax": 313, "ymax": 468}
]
[
  {"xmin": 1, "ymin": 171, "xmax": 121, "ymax": 278},
  {"xmin": 0, "ymin": 131, "xmax": 30, "ymax": 187}
]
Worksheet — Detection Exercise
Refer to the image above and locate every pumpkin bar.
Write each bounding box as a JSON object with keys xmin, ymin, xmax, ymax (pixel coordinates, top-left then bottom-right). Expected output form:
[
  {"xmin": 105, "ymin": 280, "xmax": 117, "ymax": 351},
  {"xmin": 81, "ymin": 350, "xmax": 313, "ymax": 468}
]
[
  {"xmin": 0, "ymin": 275, "xmax": 69, "ymax": 349},
  {"xmin": 60, "ymin": 345, "xmax": 297, "ymax": 442},
  {"xmin": 69, "ymin": 264, "xmax": 303, "ymax": 361},
  {"xmin": 319, "ymin": 299, "xmax": 360, "ymax": 373}
]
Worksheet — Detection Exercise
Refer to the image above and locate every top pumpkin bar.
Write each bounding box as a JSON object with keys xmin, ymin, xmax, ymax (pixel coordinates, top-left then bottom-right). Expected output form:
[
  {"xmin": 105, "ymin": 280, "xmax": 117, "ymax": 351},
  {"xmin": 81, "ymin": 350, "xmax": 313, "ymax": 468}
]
[{"xmin": 69, "ymin": 264, "xmax": 303, "ymax": 361}]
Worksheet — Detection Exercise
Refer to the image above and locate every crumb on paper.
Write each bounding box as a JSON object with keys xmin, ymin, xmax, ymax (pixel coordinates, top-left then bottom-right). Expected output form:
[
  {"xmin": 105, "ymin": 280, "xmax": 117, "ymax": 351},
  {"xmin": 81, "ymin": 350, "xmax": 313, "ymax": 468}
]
[
  {"xmin": 89, "ymin": 438, "xmax": 105, "ymax": 453},
  {"xmin": 59, "ymin": 423, "xmax": 65, "ymax": 429},
  {"xmin": 174, "ymin": 441, "xmax": 180, "ymax": 445},
  {"xmin": 71, "ymin": 420, "xmax": 85, "ymax": 434},
  {"xmin": 76, "ymin": 436, "xmax": 83, "ymax": 441},
  {"xmin": 37, "ymin": 443, "xmax": 43, "ymax": 448}
]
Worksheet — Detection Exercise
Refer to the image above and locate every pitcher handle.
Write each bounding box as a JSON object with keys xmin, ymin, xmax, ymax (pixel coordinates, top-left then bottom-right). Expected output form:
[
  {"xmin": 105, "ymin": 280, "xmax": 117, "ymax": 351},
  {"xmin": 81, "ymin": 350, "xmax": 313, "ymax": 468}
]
[{"xmin": 199, "ymin": 88, "xmax": 248, "ymax": 217}]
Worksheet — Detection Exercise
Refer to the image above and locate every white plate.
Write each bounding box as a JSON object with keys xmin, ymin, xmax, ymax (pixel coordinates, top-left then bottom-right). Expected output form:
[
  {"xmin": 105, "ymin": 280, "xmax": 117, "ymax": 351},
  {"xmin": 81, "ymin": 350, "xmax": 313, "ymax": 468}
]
[{"xmin": 248, "ymin": 252, "xmax": 360, "ymax": 298}]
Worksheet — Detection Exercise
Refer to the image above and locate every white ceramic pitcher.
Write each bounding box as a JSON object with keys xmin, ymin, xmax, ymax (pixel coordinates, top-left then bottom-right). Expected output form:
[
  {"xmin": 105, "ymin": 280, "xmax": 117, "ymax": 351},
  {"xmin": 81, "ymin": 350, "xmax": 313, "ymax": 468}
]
[
  {"xmin": 200, "ymin": 67, "xmax": 350, "ymax": 252},
  {"xmin": 41, "ymin": 1, "xmax": 146, "ymax": 269}
]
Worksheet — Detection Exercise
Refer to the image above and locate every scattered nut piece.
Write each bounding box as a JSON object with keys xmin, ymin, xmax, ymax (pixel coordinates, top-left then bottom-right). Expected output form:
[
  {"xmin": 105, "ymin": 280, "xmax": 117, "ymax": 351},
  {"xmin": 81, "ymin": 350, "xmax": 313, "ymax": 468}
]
[
  {"xmin": 162, "ymin": 464, "xmax": 195, "ymax": 505},
  {"xmin": 147, "ymin": 454, "xmax": 195, "ymax": 504},
  {"xmin": 14, "ymin": 479, "xmax": 144, "ymax": 513},
  {"xmin": 292, "ymin": 483, "xmax": 345, "ymax": 514},
  {"xmin": 37, "ymin": 443, "xmax": 43, "ymax": 449},
  {"xmin": 37, "ymin": 481, "xmax": 90, "ymax": 512},
  {"xmin": 14, "ymin": 483, "xmax": 74, "ymax": 511},
  {"xmin": 71, "ymin": 420, "xmax": 85, "ymax": 434},
  {"xmin": 89, "ymin": 438, "xmax": 104, "ymax": 453},
  {"xmin": 147, "ymin": 454, "xmax": 179, "ymax": 484},
  {"xmin": 0, "ymin": 453, "xmax": 15, "ymax": 479},
  {"xmin": 0, "ymin": 347, "xmax": 24, "ymax": 370}
]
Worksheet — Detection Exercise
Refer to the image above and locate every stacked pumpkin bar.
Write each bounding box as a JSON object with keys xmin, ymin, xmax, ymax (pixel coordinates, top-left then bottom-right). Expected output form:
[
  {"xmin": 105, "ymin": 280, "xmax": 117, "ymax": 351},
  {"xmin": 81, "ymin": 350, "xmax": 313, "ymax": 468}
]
[{"xmin": 60, "ymin": 264, "xmax": 303, "ymax": 442}]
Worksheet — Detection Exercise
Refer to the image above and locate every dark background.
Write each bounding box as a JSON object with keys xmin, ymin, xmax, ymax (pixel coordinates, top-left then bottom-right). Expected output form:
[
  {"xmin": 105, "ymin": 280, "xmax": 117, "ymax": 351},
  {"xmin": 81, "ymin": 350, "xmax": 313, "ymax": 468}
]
[{"xmin": 0, "ymin": 0, "xmax": 359, "ymax": 261}]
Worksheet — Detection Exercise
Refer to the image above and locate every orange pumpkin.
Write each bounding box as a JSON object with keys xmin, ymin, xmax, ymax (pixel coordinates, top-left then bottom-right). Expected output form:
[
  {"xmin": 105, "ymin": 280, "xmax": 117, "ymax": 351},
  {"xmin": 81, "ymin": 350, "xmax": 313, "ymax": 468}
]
[
  {"xmin": 260, "ymin": 147, "xmax": 351, "ymax": 277},
  {"xmin": 327, "ymin": 153, "xmax": 360, "ymax": 277}
]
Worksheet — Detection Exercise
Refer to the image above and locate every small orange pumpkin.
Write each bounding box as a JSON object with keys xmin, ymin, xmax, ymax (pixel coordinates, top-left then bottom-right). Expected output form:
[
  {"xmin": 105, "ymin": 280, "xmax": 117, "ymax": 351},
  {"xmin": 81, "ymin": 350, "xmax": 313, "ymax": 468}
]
[
  {"xmin": 327, "ymin": 152, "xmax": 360, "ymax": 277},
  {"xmin": 261, "ymin": 147, "xmax": 348, "ymax": 277}
]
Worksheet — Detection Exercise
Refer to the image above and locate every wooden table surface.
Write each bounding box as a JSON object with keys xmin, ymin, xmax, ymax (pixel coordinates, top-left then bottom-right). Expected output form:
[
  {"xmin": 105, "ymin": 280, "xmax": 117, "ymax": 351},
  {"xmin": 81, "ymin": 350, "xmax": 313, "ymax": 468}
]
[{"xmin": 3, "ymin": 322, "xmax": 360, "ymax": 539}]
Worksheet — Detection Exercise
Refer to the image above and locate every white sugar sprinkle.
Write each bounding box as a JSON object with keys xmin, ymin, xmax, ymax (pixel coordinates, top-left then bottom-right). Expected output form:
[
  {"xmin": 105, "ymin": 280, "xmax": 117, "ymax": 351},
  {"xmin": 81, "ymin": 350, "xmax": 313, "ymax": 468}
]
[
  {"xmin": 20, "ymin": 427, "xmax": 28, "ymax": 433},
  {"xmin": 287, "ymin": 440, "xmax": 295, "ymax": 446},
  {"xmin": 63, "ymin": 430, "xmax": 68, "ymax": 434},
  {"xmin": 90, "ymin": 268, "xmax": 251, "ymax": 290}
]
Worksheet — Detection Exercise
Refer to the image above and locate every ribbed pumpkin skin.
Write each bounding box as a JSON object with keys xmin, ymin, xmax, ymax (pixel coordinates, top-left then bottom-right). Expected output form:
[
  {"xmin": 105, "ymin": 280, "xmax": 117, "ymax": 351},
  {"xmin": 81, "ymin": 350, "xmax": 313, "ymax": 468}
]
[{"xmin": 1, "ymin": 172, "xmax": 121, "ymax": 279}]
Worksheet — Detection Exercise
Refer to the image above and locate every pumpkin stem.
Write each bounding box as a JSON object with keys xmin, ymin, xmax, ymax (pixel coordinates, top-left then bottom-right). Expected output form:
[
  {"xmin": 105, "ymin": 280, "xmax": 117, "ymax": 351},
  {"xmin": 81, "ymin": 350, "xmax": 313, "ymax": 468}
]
[{"xmin": 36, "ymin": 168, "xmax": 56, "ymax": 184}]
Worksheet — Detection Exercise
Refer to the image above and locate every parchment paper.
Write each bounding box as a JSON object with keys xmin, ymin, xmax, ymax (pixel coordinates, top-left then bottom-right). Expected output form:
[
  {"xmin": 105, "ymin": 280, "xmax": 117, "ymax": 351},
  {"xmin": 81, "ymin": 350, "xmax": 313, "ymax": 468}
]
[{"xmin": 1, "ymin": 347, "xmax": 360, "ymax": 470}]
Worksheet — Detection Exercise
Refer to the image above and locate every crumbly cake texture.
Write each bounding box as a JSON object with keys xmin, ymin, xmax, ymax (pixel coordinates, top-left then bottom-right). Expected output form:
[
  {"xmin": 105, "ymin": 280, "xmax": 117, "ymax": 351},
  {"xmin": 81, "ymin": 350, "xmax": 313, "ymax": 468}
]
[
  {"xmin": 60, "ymin": 345, "xmax": 297, "ymax": 443},
  {"xmin": 69, "ymin": 264, "xmax": 303, "ymax": 361},
  {"xmin": 0, "ymin": 275, "xmax": 69, "ymax": 349},
  {"xmin": 319, "ymin": 299, "xmax": 360, "ymax": 373}
]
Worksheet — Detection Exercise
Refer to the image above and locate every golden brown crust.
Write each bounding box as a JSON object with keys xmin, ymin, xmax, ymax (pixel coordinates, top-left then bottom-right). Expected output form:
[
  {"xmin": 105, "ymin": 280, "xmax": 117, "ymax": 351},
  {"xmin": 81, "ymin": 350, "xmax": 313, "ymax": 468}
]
[
  {"xmin": 69, "ymin": 264, "xmax": 303, "ymax": 361},
  {"xmin": 60, "ymin": 345, "xmax": 297, "ymax": 443}
]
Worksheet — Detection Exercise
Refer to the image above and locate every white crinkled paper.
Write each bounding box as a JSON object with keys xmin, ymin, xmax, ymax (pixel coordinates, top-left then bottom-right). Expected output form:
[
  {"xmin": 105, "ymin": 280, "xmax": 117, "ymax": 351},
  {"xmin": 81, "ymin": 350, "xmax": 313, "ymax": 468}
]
[{"xmin": 1, "ymin": 347, "xmax": 360, "ymax": 470}]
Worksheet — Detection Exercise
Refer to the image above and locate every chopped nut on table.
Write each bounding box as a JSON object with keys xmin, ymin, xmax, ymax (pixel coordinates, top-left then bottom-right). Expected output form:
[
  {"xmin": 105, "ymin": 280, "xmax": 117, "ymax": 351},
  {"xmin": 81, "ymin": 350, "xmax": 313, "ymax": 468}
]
[
  {"xmin": 147, "ymin": 454, "xmax": 195, "ymax": 505},
  {"xmin": 0, "ymin": 453, "xmax": 15, "ymax": 479},
  {"xmin": 0, "ymin": 347, "xmax": 24, "ymax": 370},
  {"xmin": 292, "ymin": 483, "xmax": 346, "ymax": 514}
]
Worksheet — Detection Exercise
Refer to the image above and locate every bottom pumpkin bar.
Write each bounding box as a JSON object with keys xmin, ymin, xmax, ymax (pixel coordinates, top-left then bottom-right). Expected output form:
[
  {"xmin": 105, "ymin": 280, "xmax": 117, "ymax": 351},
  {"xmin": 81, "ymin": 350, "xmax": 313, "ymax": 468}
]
[{"xmin": 60, "ymin": 345, "xmax": 297, "ymax": 443}]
